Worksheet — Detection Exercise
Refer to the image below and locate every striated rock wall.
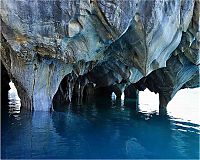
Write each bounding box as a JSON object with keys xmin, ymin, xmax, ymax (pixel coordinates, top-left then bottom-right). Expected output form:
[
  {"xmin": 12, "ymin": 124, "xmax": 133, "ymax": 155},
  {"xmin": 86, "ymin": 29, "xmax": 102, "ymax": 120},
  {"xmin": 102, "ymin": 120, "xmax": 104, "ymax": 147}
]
[{"xmin": 1, "ymin": 0, "xmax": 199, "ymax": 111}]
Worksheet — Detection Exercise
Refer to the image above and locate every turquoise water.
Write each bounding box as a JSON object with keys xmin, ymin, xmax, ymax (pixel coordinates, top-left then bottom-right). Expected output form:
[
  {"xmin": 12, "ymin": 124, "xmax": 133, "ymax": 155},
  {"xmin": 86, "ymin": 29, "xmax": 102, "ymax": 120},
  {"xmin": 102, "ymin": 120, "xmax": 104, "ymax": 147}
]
[{"xmin": 1, "ymin": 87, "xmax": 200, "ymax": 159}]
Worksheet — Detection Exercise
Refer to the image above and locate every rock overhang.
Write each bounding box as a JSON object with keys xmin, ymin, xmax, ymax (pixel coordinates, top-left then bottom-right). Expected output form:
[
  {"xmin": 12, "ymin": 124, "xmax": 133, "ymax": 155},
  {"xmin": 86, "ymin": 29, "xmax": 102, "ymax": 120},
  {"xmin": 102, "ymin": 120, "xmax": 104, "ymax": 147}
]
[{"xmin": 1, "ymin": 0, "xmax": 199, "ymax": 111}]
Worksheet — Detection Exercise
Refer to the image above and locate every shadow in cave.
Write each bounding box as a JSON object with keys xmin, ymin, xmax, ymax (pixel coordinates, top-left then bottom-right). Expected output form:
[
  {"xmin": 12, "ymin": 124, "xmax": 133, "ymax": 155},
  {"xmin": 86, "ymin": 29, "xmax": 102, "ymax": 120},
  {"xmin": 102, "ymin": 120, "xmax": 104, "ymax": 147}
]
[
  {"xmin": 1, "ymin": 62, "xmax": 11, "ymax": 109},
  {"xmin": 52, "ymin": 73, "xmax": 141, "ymax": 113},
  {"xmin": 1, "ymin": 62, "xmax": 22, "ymax": 113},
  {"xmin": 52, "ymin": 73, "xmax": 119, "ymax": 112}
]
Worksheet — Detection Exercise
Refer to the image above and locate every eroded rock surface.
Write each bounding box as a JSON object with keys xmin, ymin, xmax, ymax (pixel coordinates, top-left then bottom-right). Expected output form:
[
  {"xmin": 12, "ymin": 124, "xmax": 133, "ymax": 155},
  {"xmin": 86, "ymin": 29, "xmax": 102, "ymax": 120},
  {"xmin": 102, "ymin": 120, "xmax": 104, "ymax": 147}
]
[{"xmin": 1, "ymin": 0, "xmax": 199, "ymax": 111}]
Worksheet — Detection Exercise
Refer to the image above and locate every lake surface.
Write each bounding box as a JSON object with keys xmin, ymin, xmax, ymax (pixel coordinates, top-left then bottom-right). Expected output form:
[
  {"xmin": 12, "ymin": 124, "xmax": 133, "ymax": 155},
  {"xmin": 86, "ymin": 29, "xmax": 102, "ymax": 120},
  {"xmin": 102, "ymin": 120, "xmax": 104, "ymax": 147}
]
[{"xmin": 1, "ymin": 86, "xmax": 200, "ymax": 159}]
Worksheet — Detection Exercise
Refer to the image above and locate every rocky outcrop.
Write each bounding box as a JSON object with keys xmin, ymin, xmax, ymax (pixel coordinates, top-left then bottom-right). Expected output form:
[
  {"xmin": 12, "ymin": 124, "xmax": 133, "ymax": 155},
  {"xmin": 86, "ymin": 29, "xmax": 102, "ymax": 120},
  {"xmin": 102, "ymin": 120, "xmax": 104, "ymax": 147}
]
[
  {"xmin": 1, "ymin": 0, "xmax": 199, "ymax": 111},
  {"xmin": 134, "ymin": 0, "xmax": 200, "ymax": 113}
]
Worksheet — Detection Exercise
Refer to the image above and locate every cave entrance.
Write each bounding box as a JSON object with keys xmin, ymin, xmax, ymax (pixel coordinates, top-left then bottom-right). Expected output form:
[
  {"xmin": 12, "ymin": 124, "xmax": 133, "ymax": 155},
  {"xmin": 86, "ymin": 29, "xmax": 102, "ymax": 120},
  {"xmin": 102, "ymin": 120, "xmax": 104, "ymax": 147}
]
[
  {"xmin": 52, "ymin": 74, "xmax": 141, "ymax": 112},
  {"xmin": 52, "ymin": 75, "xmax": 73, "ymax": 112},
  {"xmin": 138, "ymin": 89, "xmax": 159, "ymax": 113},
  {"xmin": 52, "ymin": 76, "xmax": 122, "ymax": 111},
  {"xmin": 8, "ymin": 81, "xmax": 21, "ymax": 113},
  {"xmin": 1, "ymin": 62, "xmax": 21, "ymax": 112}
]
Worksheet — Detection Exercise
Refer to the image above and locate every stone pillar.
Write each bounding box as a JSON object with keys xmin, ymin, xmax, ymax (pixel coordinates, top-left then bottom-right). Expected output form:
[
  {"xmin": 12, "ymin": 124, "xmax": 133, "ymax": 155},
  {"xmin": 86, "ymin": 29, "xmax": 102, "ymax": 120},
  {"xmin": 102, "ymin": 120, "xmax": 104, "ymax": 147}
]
[
  {"xmin": 159, "ymin": 93, "xmax": 168, "ymax": 115},
  {"xmin": 1, "ymin": 39, "xmax": 73, "ymax": 111},
  {"xmin": 72, "ymin": 76, "xmax": 89, "ymax": 105},
  {"xmin": 124, "ymin": 84, "xmax": 139, "ymax": 109}
]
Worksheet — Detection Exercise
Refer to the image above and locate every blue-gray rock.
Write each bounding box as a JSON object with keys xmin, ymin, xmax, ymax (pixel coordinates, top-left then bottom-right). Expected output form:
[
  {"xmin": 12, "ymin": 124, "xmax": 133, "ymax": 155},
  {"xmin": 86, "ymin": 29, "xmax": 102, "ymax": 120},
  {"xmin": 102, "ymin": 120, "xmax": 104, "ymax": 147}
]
[{"xmin": 0, "ymin": 0, "xmax": 199, "ymax": 111}]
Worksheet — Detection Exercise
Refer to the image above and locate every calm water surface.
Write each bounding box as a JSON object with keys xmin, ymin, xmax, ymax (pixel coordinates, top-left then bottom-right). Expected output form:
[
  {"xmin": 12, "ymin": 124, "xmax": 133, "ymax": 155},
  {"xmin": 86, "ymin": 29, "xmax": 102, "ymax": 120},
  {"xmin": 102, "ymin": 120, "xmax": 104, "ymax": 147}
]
[{"xmin": 1, "ymin": 86, "xmax": 200, "ymax": 159}]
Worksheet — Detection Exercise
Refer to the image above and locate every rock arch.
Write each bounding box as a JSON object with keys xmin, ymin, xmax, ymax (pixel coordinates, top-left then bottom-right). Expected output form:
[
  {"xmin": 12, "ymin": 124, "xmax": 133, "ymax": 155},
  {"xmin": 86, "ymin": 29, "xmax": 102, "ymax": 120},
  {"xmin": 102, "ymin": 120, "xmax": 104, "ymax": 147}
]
[{"xmin": 1, "ymin": 0, "xmax": 199, "ymax": 112}]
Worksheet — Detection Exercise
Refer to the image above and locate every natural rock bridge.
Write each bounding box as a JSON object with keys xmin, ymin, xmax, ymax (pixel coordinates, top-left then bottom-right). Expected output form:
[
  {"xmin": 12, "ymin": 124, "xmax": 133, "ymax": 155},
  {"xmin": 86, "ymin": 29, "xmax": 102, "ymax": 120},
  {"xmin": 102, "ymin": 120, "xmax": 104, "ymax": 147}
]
[{"xmin": 1, "ymin": 0, "xmax": 199, "ymax": 112}]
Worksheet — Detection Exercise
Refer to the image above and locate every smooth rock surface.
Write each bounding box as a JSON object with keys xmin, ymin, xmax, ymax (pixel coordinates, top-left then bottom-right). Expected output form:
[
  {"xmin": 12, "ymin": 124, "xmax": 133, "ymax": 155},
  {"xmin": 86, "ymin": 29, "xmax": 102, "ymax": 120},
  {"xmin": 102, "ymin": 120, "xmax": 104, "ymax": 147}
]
[{"xmin": 1, "ymin": 0, "xmax": 199, "ymax": 111}]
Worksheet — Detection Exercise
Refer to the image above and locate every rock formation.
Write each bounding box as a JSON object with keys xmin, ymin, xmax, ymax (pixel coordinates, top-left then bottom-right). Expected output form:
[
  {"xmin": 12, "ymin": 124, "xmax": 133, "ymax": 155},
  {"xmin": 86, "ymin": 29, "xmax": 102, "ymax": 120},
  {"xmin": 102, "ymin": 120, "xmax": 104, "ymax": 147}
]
[{"xmin": 1, "ymin": 0, "xmax": 199, "ymax": 111}]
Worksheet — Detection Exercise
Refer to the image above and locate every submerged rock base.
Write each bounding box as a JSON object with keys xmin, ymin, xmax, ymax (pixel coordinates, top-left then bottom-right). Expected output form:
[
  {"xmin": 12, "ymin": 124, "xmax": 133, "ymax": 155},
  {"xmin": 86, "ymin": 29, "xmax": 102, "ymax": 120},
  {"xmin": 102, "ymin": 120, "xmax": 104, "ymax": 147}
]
[{"xmin": 1, "ymin": 0, "xmax": 199, "ymax": 111}]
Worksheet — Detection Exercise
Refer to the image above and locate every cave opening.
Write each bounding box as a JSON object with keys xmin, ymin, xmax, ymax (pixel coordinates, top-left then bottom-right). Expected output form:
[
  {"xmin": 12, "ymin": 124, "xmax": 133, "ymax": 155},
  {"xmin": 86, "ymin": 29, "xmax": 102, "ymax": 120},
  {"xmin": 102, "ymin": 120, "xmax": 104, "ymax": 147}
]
[
  {"xmin": 53, "ymin": 72, "xmax": 127, "ymax": 111},
  {"xmin": 1, "ymin": 62, "xmax": 21, "ymax": 113},
  {"xmin": 8, "ymin": 81, "xmax": 21, "ymax": 113},
  {"xmin": 52, "ymin": 75, "xmax": 72, "ymax": 111},
  {"xmin": 52, "ymin": 75, "xmax": 140, "ymax": 112},
  {"xmin": 138, "ymin": 88, "xmax": 159, "ymax": 113}
]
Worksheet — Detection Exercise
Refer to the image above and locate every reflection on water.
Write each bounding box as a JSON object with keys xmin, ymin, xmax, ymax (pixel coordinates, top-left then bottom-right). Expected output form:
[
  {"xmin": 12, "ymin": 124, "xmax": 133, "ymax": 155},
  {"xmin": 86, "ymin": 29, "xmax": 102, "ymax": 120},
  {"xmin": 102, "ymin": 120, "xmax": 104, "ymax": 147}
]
[
  {"xmin": 1, "ymin": 87, "xmax": 200, "ymax": 159},
  {"xmin": 139, "ymin": 88, "xmax": 200, "ymax": 125},
  {"xmin": 7, "ymin": 82, "xmax": 21, "ymax": 115}
]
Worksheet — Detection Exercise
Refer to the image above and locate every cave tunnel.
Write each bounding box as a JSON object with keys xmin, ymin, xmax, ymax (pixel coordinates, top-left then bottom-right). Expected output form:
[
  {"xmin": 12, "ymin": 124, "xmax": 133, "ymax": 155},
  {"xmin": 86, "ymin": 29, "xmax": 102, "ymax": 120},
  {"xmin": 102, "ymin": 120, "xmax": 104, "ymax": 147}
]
[
  {"xmin": 52, "ymin": 72, "xmax": 140, "ymax": 112},
  {"xmin": 52, "ymin": 73, "xmax": 119, "ymax": 111},
  {"xmin": 1, "ymin": 62, "xmax": 21, "ymax": 112}
]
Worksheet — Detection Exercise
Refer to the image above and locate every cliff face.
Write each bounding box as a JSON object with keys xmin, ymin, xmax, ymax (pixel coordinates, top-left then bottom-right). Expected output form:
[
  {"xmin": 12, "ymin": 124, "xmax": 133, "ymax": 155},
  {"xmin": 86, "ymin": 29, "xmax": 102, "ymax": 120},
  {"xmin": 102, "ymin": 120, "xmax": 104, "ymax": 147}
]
[{"xmin": 1, "ymin": 0, "xmax": 199, "ymax": 111}]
